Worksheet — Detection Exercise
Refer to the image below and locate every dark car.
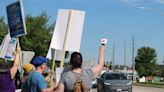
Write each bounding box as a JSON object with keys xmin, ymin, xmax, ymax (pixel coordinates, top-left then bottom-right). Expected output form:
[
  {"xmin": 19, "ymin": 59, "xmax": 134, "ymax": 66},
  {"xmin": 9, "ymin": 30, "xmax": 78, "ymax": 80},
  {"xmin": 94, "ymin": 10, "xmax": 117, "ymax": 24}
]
[{"xmin": 97, "ymin": 72, "xmax": 132, "ymax": 92}]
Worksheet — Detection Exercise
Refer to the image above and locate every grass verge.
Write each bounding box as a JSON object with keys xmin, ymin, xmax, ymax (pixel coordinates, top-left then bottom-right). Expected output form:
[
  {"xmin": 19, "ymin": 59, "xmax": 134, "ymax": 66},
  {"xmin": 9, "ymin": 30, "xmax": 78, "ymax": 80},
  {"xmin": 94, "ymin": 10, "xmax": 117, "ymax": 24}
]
[{"xmin": 133, "ymin": 82, "xmax": 164, "ymax": 88}]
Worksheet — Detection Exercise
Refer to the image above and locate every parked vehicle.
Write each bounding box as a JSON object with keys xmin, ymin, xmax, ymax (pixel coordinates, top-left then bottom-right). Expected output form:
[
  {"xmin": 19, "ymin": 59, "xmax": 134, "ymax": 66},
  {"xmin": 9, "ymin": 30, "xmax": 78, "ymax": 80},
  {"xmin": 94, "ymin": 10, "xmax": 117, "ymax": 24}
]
[
  {"xmin": 92, "ymin": 69, "xmax": 107, "ymax": 88},
  {"xmin": 97, "ymin": 72, "xmax": 132, "ymax": 92}
]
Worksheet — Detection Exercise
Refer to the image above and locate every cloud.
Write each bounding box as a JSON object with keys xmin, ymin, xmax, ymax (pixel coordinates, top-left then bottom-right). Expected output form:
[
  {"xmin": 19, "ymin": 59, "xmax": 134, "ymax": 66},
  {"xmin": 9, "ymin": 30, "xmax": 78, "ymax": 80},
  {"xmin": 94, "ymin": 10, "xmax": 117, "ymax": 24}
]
[
  {"xmin": 117, "ymin": 0, "xmax": 164, "ymax": 5},
  {"xmin": 116, "ymin": 0, "xmax": 164, "ymax": 16},
  {"xmin": 117, "ymin": 0, "xmax": 139, "ymax": 3},
  {"xmin": 29, "ymin": 0, "xmax": 46, "ymax": 2},
  {"xmin": 137, "ymin": 6, "xmax": 145, "ymax": 10},
  {"xmin": 137, "ymin": 6, "xmax": 164, "ymax": 16},
  {"xmin": 152, "ymin": 0, "xmax": 164, "ymax": 4}
]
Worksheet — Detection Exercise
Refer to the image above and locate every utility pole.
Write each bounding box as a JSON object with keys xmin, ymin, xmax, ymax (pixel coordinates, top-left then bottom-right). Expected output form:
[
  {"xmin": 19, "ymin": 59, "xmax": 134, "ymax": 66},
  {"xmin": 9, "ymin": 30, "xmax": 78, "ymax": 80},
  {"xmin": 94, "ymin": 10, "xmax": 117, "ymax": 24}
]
[
  {"xmin": 112, "ymin": 44, "xmax": 115, "ymax": 71},
  {"xmin": 124, "ymin": 39, "xmax": 126, "ymax": 67},
  {"xmin": 132, "ymin": 36, "xmax": 135, "ymax": 83},
  {"xmin": 163, "ymin": 57, "xmax": 164, "ymax": 65}
]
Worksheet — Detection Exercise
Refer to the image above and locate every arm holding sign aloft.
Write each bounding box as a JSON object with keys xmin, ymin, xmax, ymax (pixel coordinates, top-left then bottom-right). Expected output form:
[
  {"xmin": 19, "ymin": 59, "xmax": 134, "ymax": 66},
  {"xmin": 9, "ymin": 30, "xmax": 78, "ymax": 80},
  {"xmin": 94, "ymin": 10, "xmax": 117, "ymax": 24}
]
[
  {"xmin": 10, "ymin": 40, "xmax": 21, "ymax": 79},
  {"xmin": 92, "ymin": 45, "xmax": 105, "ymax": 78}
]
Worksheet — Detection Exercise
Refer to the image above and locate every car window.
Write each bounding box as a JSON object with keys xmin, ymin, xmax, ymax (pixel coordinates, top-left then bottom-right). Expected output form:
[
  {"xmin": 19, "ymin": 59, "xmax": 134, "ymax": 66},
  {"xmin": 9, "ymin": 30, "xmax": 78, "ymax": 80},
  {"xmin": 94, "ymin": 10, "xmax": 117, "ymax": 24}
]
[{"xmin": 105, "ymin": 73, "xmax": 127, "ymax": 80}]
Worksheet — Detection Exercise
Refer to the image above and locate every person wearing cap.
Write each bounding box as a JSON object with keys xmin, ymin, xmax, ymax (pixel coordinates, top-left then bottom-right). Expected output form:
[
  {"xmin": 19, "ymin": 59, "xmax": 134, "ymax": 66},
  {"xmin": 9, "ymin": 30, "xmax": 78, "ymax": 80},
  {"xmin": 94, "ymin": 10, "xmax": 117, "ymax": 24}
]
[
  {"xmin": 23, "ymin": 63, "xmax": 34, "ymax": 75},
  {"xmin": 0, "ymin": 43, "xmax": 21, "ymax": 92},
  {"xmin": 21, "ymin": 63, "xmax": 34, "ymax": 91},
  {"xmin": 23, "ymin": 56, "xmax": 56, "ymax": 92}
]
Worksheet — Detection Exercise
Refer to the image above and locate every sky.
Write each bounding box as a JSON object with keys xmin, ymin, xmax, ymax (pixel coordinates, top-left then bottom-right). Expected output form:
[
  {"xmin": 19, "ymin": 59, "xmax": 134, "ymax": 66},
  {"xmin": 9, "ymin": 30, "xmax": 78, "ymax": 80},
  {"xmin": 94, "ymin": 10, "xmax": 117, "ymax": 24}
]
[{"xmin": 0, "ymin": 0, "xmax": 164, "ymax": 66}]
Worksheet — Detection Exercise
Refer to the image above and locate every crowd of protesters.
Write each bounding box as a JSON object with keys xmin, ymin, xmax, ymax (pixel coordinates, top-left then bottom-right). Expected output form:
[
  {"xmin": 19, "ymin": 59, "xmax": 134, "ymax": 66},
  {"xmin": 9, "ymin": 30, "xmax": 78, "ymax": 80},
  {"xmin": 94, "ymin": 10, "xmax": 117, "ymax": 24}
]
[{"xmin": 0, "ymin": 44, "xmax": 105, "ymax": 92}]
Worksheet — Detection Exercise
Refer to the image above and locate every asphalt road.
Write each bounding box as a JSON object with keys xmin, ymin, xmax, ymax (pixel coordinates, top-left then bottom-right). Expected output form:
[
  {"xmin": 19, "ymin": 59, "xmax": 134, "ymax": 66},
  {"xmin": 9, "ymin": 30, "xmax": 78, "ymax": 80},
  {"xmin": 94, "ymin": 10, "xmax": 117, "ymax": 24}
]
[{"xmin": 92, "ymin": 86, "xmax": 164, "ymax": 92}]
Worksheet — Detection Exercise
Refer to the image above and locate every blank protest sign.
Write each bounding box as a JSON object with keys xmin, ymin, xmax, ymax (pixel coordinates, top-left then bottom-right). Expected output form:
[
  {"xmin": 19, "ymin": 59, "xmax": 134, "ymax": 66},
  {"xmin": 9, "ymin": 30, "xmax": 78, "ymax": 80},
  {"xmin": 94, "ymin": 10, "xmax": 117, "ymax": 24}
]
[
  {"xmin": 49, "ymin": 9, "xmax": 85, "ymax": 52},
  {"xmin": 66, "ymin": 10, "xmax": 85, "ymax": 52},
  {"xmin": 47, "ymin": 9, "xmax": 85, "ymax": 60}
]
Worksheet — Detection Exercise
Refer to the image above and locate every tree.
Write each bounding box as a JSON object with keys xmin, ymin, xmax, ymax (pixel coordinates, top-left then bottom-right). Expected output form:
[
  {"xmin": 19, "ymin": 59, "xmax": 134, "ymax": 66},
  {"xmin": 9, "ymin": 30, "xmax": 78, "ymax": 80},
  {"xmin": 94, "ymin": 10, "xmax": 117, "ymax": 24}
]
[
  {"xmin": 0, "ymin": 16, "xmax": 8, "ymax": 43},
  {"xmin": 107, "ymin": 61, "xmax": 112, "ymax": 70},
  {"xmin": 0, "ymin": 13, "xmax": 69, "ymax": 64},
  {"xmin": 19, "ymin": 12, "xmax": 54, "ymax": 56},
  {"xmin": 135, "ymin": 46, "xmax": 157, "ymax": 77},
  {"xmin": 115, "ymin": 64, "xmax": 120, "ymax": 70}
]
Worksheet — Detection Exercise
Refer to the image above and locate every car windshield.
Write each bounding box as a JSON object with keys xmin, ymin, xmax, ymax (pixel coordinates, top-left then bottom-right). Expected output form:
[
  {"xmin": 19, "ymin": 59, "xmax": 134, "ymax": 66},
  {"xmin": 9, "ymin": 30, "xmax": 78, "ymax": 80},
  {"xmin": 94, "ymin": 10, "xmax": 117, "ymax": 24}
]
[{"xmin": 105, "ymin": 73, "xmax": 127, "ymax": 80}]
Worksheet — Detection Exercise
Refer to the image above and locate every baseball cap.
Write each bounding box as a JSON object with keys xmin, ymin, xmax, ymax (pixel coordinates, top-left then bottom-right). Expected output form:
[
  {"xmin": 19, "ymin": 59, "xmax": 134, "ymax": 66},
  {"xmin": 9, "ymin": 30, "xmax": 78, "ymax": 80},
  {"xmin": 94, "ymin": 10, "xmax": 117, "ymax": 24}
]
[{"xmin": 31, "ymin": 56, "xmax": 49, "ymax": 67}]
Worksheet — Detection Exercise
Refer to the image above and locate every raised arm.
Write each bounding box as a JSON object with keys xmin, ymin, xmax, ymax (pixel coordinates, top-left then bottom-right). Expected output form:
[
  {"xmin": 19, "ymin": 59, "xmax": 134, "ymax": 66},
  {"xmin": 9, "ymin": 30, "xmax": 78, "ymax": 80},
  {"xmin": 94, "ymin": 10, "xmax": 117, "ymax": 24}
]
[
  {"xmin": 92, "ymin": 46, "xmax": 105, "ymax": 78},
  {"xmin": 10, "ymin": 43, "xmax": 21, "ymax": 79}
]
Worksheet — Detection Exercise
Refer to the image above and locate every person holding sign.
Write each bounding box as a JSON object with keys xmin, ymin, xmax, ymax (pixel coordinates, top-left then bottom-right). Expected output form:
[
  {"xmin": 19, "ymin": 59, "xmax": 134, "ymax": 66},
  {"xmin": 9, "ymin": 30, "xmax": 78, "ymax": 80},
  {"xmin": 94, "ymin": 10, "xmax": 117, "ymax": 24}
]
[
  {"xmin": 0, "ymin": 42, "xmax": 21, "ymax": 92},
  {"xmin": 54, "ymin": 45, "xmax": 105, "ymax": 92},
  {"xmin": 23, "ymin": 56, "xmax": 56, "ymax": 92}
]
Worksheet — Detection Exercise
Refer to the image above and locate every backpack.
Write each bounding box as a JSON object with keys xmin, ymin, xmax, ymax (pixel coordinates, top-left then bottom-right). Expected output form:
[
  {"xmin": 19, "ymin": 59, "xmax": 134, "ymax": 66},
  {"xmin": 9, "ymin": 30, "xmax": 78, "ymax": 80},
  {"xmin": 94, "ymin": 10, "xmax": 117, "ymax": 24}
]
[{"xmin": 73, "ymin": 79, "xmax": 88, "ymax": 92}]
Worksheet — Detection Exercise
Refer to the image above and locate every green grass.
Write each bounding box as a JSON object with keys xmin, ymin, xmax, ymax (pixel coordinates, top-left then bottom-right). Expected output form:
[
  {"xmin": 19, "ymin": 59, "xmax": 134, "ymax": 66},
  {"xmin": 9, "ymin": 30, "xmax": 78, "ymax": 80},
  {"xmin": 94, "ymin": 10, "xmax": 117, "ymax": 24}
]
[{"xmin": 133, "ymin": 82, "xmax": 164, "ymax": 88}]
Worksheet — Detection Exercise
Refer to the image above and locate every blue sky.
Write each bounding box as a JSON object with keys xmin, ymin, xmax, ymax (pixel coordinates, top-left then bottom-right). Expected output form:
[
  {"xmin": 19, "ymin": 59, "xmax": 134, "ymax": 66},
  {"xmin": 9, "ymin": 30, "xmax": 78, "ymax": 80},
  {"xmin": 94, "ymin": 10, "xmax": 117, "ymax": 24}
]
[{"xmin": 0, "ymin": 0, "xmax": 164, "ymax": 66}]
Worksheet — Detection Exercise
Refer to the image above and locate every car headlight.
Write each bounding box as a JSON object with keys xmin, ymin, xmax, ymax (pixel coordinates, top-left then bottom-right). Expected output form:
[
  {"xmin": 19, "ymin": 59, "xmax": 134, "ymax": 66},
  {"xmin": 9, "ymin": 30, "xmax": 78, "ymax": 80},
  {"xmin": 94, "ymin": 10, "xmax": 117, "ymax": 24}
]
[
  {"xmin": 126, "ymin": 82, "xmax": 132, "ymax": 85},
  {"xmin": 104, "ymin": 82, "xmax": 111, "ymax": 86}
]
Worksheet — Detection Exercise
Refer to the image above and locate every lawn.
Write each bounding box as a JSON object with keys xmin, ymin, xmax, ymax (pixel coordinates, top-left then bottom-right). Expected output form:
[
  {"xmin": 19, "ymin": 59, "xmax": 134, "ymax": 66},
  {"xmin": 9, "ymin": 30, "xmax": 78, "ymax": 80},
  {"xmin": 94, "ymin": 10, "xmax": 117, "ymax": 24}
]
[{"xmin": 133, "ymin": 82, "xmax": 164, "ymax": 88}]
